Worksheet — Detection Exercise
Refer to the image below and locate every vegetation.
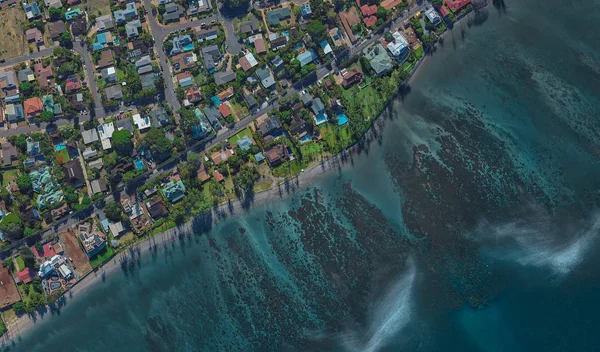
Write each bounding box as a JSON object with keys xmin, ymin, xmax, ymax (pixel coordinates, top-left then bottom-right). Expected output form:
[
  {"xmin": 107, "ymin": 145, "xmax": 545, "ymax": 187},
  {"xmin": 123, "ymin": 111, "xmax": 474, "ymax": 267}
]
[{"xmin": 112, "ymin": 129, "xmax": 133, "ymax": 156}]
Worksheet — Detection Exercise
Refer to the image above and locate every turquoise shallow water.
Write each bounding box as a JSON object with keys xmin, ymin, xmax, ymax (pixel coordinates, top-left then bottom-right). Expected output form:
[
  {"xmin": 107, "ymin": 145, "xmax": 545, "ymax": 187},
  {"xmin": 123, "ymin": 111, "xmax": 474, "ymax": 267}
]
[{"xmin": 10, "ymin": 0, "xmax": 600, "ymax": 351}]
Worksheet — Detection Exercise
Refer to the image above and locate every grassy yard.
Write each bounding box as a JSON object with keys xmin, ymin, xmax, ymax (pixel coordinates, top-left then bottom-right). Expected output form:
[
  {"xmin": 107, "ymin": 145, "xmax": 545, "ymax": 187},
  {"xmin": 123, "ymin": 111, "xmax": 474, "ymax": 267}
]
[
  {"xmin": 320, "ymin": 125, "xmax": 354, "ymax": 153},
  {"xmin": 229, "ymin": 127, "xmax": 252, "ymax": 145},
  {"xmin": 271, "ymin": 159, "xmax": 303, "ymax": 178},
  {"xmin": 343, "ymin": 84, "xmax": 382, "ymax": 120},
  {"xmin": 414, "ymin": 46, "xmax": 424, "ymax": 59},
  {"xmin": 194, "ymin": 72, "xmax": 206, "ymax": 85},
  {"xmin": 1, "ymin": 169, "xmax": 19, "ymax": 186},
  {"xmin": 55, "ymin": 148, "xmax": 71, "ymax": 164},
  {"xmin": 86, "ymin": 0, "xmax": 111, "ymax": 16},
  {"xmin": 89, "ymin": 245, "xmax": 115, "ymax": 267},
  {"xmin": 15, "ymin": 256, "xmax": 25, "ymax": 271},
  {"xmin": 0, "ymin": 314, "xmax": 6, "ymax": 336},
  {"xmin": 299, "ymin": 142, "xmax": 322, "ymax": 162},
  {"xmin": 0, "ymin": 7, "xmax": 27, "ymax": 60}
]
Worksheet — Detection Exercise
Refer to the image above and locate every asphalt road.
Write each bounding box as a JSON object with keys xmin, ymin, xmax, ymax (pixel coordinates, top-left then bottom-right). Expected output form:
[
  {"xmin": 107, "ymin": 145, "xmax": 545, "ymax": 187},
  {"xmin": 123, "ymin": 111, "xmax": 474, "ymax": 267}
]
[{"xmin": 73, "ymin": 42, "xmax": 106, "ymax": 118}]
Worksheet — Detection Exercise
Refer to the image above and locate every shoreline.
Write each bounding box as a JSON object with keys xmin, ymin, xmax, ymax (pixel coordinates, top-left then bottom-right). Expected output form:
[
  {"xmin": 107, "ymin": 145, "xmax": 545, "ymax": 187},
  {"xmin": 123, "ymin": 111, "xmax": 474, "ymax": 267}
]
[{"xmin": 1, "ymin": 8, "xmax": 476, "ymax": 346}]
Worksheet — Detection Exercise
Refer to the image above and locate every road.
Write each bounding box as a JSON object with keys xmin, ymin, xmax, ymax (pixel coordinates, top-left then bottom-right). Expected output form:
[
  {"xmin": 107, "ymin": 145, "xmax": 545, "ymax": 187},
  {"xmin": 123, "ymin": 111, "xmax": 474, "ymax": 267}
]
[{"xmin": 73, "ymin": 42, "xmax": 106, "ymax": 118}]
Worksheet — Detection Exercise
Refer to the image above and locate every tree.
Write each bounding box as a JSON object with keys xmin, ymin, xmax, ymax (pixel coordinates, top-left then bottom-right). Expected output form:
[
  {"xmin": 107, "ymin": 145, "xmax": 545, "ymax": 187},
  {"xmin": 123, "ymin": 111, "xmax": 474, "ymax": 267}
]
[
  {"xmin": 307, "ymin": 20, "xmax": 327, "ymax": 41},
  {"xmin": 0, "ymin": 214, "xmax": 24, "ymax": 241},
  {"xmin": 209, "ymin": 181, "xmax": 224, "ymax": 203},
  {"xmin": 20, "ymin": 81, "xmax": 34, "ymax": 96},
  {"xmin": 14, "ymin": 135, "xmax": 27, "ymax": 152},
  {"xmin": 63, "ymin": 186, "xmax": 79, "ymax": 205},
  {"xmin": 104, "ymin": 202, "xmax": 122, "ymax": 222},
  {"xmin": 12, "ymin": 301, "xmax": 26, "ymax": 315},
  {"xmin": 19, "ymin": 246, "xmax": 35, "ymax": 268},
  {"xmin": 142, "ymin": 128, "xmax": 172, "ymax": 160},
  {"xmin": 233, "ymin": 165, "xmax": 259, "ymax": 193},
  {"xmin": 112, "ymin": 129, "xmax": 133, "ymax": 156},
  {"xmin": 58, "ymin": 32, "xmax": 73, "ymax": 48},
  {"xmin": 16, "ymin": 174, "xmax": 32, "ymax": 193},
  {"xmin": 222, "ymin": 0, "xmax": 249, "ymax": 8},
  {"xmin": 49, "ymin": 7, "xmax": 64, "ymax": 21},
  {"xmin": 38, "ymin": 110, "xmax": 54, "ymax": 123}
]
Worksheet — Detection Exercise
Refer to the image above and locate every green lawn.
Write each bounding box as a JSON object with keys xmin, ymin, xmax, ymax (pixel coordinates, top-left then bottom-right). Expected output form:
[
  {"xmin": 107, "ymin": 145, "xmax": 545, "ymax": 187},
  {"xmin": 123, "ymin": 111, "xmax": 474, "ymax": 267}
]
[
  {"xmin": 229, "ymin": 127, "xmax": 252, "ymax": 145},
  {"xmin": 194, "ymin": 72, "xmax": 206, "ymax": 85},
  {"xmin": 15, "ymin": 256, "xmax": 25, "ymax": 271},
  {"xmin": 343, "ymin": 84, "xmax": 382, "ymax": 121},
  {"xmin": 89, "ymin": 245, "xmax": 115, "ymax": 268},
  {"xmin": 414, "ymin": 46, "xmax": 424, "ymax": 59},
  {"xmin": 271, "ymin": 160, "xmax": 304, "ymax": 178},
  {"xmin": 1, "ymin": 169, "xmax": 19, "ymax": 186},
  {"xmin": 55, "ymin": 148, "xmax": 70, "ymax": 164},
  {"xmin": 320, "ymin": 125, "xmax": 354, "ymax": 153},
  {"xmin": 299, "ymin": 142, "xmax": 322, "ymax": 162}
]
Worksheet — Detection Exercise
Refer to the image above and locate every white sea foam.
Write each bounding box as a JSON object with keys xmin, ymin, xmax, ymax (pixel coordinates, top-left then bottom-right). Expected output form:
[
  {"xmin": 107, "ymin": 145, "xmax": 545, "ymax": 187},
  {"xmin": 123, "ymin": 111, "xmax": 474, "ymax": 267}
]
[
  {"xmin": 343, "ymin": 258, "xmax": 417, "ymax": 352},
  {"xmin": 470, "ymin": 212, "xmax": 600, "ymax": 277}
]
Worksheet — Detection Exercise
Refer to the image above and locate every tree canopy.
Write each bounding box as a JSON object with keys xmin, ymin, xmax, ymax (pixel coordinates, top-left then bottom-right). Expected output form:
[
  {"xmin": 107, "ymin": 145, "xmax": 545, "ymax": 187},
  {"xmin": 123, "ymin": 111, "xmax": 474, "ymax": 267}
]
[
  {"xmin": 112, "ymin": 129, "xmax": 133, "ymax": 156},
  {"xmin": 222, "ymin": 0, "xmax": 249, "ymax": 8},
  {"xmin": 142, "ymin": 128, "xmax": 172, "ymax": 160},
  {"xmin": 16, "ymin": 174, "xmax": 32, "ymax": 193},
  {"xmin": 0, "ymin": 213, "xmax": 24, "ymax": 241},
  {"xmin": 104, "ymin": 202, "xmax": 122, "ymax": 222}
]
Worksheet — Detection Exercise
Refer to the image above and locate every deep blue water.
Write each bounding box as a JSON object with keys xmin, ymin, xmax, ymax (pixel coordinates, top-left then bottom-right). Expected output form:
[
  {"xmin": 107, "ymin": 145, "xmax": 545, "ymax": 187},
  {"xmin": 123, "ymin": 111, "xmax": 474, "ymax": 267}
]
[{"xmin": 9, "ymin": 0, "xmax": 600, "ymax": 351}]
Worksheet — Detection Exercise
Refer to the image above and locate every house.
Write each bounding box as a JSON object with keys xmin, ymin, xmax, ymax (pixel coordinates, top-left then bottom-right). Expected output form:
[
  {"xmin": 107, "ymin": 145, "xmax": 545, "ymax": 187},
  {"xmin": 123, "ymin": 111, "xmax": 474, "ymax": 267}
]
[
  {"xmin": 239, "ymin": 52, "xmax": 258, "ymax": 71},
  {"xmin": 380, "ymin": 0, "xmax": 403, "ymax": 10},
  {"xmin": 97, "ymin": 122, "xmax": 115, "ymax": 150},
  {"xmin": 270, "ymin": 36, "xmax": 287, "ymax": 51},
  {"xmin": 88, "ymin": 159, "xmax": 104, "ymax": 170},
  {"xmin": 185, "ymin": 86, "xmax": 202, "ymax": 104},
  {"xmin": 116, "ymin": 118, "xmax": 133, "ymax": 132},
  {"xmin": 49, "ymin": 20, "xmax": 66, "ymax": 39},
  {"xmin": 266, "ymin": 8, "xmax": 291, "ymax": 27},
  {"xmin": 90, "ymin": 178, "xmax": 108, "ymax": 194},
  {"xmin": 128, "ymin": 40, "xmax": 149, "ymax": 58},
  {"xmin": 65, "ymin": 74, "xmax": 82, "ymax": 91},
  {"xmin": 125, "ymin": 19, "xmax": 142, "ymax": 37},
  {"xmin": 320, "ymin": 40, "xmax": 333, "ymax": 55},
  {"xmin": 311, "ymin": 97, "xmax": 325, "ymax": 116},
  {"xmin": 63, "ymin": 159, "xmax": 85, "ymax": 188},
  {"xmin": 16, "ymin": 267, "xmax": 36, "ymax": 284},
  {"xmin": 357, "ymin": 0, "xmax": 377, "ymax": 16},
  {"xmin": 82, "ymin": 129, "xmax": 99, "ymax": 144},
  {"xmin": 135, "ymin": 55, "xmax": 152, "ymax": 71},
  {"xmin": 102, "ymin": 66, "xmax": 117, "ymax": 83},
  {"xmin": 195, "ymin": 27, "xmax": 218, "ymax": 42},
  {"xmin": 244, "ymin": 93, "xmax": 256, "ymax": 109},
  {"xmin": 171, "ymin": 52, "xmax": 198, "ymax": 72},
  {"xmin": 169, "ymin": 34, "xmax": 193, "ymax": 56},
  {"xmin": 133, "ymin": 113, "xmax": 152, "ymax": 131},
  {"xmin": 387, "ymin": 31, "xmax": 409, "ymax": 58},
  {"xmin": 1, "ymin": 143, "xmax": 17, "ymax": 166},
  {"xmin": 217, "ymin": 86, "xmax": 234, "ymax": 101},
  {"xmin": 339, "ymin": 7, "xmax": 361, "ymax": 43},
  {"xmin": 197, "ymin": 164, "xmax": 211, "ymax": 183},
  {"xmin": 341, "ymin": 67, "xmax": 364, "ymax": 88},
  {"xmin": 204, "ymin": 107, "xmax": 222, "ymax": 131},
  {"xmin": 236, "ymin": 135, "xmax": 253, "ymax": 151},
  {"xmin": 163, "ymin": 3, "xmax": 183, "ymax": 22},
  {"xmin": 150, "ymin": 107, "xmax": 169, "ymax": 126},
  {"xmin": 329, "ymin": 27, "xmax": 344, "ymax": 47},
  {"xmin": 69, "ymin": 93, "xmax": 85, "ymax": 111},
  {"xmin": 213, "ymin": 170, "xmax": 224, "ymax": 182},
  {"xmin": 98, "ymin": 49, "xmax": 114, "ymax": 68},
  {"xmin": 239, "ymin": 16, "xmax": 259, "ymax": 34},
  {"xmin": 146, "ymin": 195, "xmax": 168, "ymax": 220},
  {"xmin": 425, "ymin": 8, "xmax": 442, "ymax": 24},
  {"xmin": 201, "ymin": 45, "xmax": 221, "ymax": 73},
  {"xmin": 105, "ymin": 85, "xmax": 123, "ymax": 100},
  {"xmin": 33, "ymin": 62, "xmax": 53, "ymax": 88},
  {"xmin": 17, "ymin": 68, "xmax": 34, "ymax": 83},
  {"xmin": 363, "ymin": 15, "xmax": 378, "ymax": 28},
  {"xmin": 445, "ymin": 0, "xmax": 471, "ymax": 11},
  {"xmin": 177, "ymin": 72, "xmax": 193, "ymax": 87},
  {"xmin": 363, "ymin": 43, "xmax": 393, "ymax": 76},
  {"xmin": 300, "ymin": 3, "xmax": 312, "ymax": 17},
  {"xmin": 4, "ymin": 104, "xmax": 24, "ymax": 123},
  {"xmin": 140, "ymin": 73, "xmax": 156, "ymax": 89},
  {"xmin": 45, "ymin": 0, "xmax": 61, "ymax": 8},
  {"xmin": 96, "ymin": 14, "xmax": 114, "ymax": 32},
  {"xmin": 256, "ymin": 67, "xmax": 275, "ymax": 89},
  {"xmin": 264, "ymin": 144, "xmax": 288, "ymax": 166},
  {"xmin": 23, "ymin": 2, "xmax": 41, "ymax": 19},
  {"xmin": 288, "ymin": 117, "xmax": 309, "ymax": 138},
  {"xmin": 0, "ymin": 71, "xmax": 17, "ymax": 92},
  {"xmin": 191, "ymin": 108, "xmax": 211, "ymax": 138},
  {"xmin": 258, "ymin": 116, "xmax": 282, "ymax": 138},
  {"xmin": 162, "ymin": 180, "xmax": 186, "ymax": 203},
  {"xmin": 297, "ymin": 50, "xmax": 317, "ymax": 67},
  {"xmin": 24, "ymin": 97, "xmax": 43, "ymax": 120},
  {"xmin": 25, "ymin": 28, "xmax": 43, "ymax": 45},
  {"xmin": 82, "ymin": 147, "xmax": 98, "ymax": 159},
  {"xmin": 214, "ymin": 70, "xmax": 236, "ymax": 86},
  {"xmin": 113, "ymin": 2, "xmax": 137, "ymax": 24},
  {"xmin": 210, "ymin": 149, "xmax": 233, "ymax": 164},
  {"xmin": 71, "ymin": 16, "xmax": 88, "ymax": 36},
  {"xmin": 79, "ymin": 231, "xmax": 106, "ymax": 257},
  {"xmin": 218, "ymin": 104, "xmax": 231, "ymax": 118},
  {"xmin": 254, "ymin": 38, "xmax": 267, "ymax": 54}
]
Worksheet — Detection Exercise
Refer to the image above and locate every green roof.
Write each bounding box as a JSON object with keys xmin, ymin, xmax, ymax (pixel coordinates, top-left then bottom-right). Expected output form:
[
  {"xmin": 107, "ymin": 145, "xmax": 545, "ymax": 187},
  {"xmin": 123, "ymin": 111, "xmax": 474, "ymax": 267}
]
[{"xmin": 162, "ymin": 180, "xmax": 186, "ymax": 203}]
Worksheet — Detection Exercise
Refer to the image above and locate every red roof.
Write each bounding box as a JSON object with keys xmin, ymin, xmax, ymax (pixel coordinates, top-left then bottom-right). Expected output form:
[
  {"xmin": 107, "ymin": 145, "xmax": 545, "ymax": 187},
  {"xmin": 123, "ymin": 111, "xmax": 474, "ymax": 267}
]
[
  {"xmin": 363, "ymin": 16, "xmax": 378, "ymax": 27},
  {"xmin": 186, "ymin": 87, "xmax": 201, "ymax": 102},
  {"xmin": 360, "ymin": 4, "xmax": 377, "ymax": 16},
  {"xmin": 444, "ymin": 0, "xmax": 471, "ymax": 11},
  {"xmin": 67, "ymin": 0, "xmax": 80, "ymax": 4},
  {"xmin": 439, "ymin": 5, "xmax": 450, "ymax": 16},
  {"xmin": 218, "ymin": 103, "xmax": 231, "ymax": 118},
  {"xmin": 32, "ymin": 242, "xmax": 58, "ymax": 259},
  {"xmin": 214, "ymin": 171, "xmax": 224, "ymax": 182},
  {"xmin": 65, "ymin": 74, "xmax": 82, "ymax": 91},
  {"xmin": 16, "ymin": 267, "xmax": 35, "ymax": 284},
  {"xmin": 254, "ymin": 38, "xmax": 266, "ymax": 54},
  {"xmin": 24, "ymin": 97, "xmax": 43, "ymax": 119}
]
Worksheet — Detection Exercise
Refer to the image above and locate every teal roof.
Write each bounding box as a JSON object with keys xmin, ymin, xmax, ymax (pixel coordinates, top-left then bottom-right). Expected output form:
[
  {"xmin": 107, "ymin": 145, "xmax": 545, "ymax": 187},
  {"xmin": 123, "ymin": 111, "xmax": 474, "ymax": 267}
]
[
  {"xmin": 42, "ymin": 95, "xmax": 54, "ymax": 112},
  {"xmin": 162, "ymin": 180, "xmax": 186, "ymax": 203},
  {"xmin": 65, "ymin": 8, "xmax": 81, "ymax": 21},
  {"xmin": 31, "ymin": 166, "xmax": 52, "ymax": 193},
  {"xmin": 297, "ymin": 50, "xmax": 317, "ymax": 66}
]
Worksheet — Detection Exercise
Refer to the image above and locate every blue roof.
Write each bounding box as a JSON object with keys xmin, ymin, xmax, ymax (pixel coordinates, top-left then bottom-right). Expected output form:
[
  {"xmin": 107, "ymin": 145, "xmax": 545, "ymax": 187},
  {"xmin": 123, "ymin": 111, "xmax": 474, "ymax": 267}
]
[
  {"xmin": 254, "ymin": 152, "xmax": 265, "ymax": 162},
  {"xmin": 301, "ymin": 4, "xmax": 312, "ymax": 16},
  {"xmin": 101, "ymin": 219, "xmax": 109, "ymax": 232},
  {"xmin": 236, "ymin": 136, "xmax": 253, "ymax": 150},
  {"xmin": 93, "ymin": 42, "xmax": 104, "ymax": 51},
  {"xmin": 297, "ymin": 50, "xmax": 317, "ymax": 67}
]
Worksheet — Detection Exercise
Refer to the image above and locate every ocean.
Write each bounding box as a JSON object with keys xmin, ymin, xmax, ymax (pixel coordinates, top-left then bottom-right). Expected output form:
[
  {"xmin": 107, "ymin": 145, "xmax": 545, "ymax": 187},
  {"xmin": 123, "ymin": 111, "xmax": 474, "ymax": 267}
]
[{"xmin": 10, "ymin": 0, "xmax": 600, "ymax": 351}]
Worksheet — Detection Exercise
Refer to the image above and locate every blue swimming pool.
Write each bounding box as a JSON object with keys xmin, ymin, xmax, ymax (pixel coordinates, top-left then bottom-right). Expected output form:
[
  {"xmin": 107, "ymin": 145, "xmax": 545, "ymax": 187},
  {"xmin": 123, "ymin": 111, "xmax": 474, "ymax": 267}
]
[
  {"xmin": 184, "ymin": 43, "xmax": 194, "ymax": 51},
  {"xmin": 300, "ymin": 134, "xmax": 311, "ymax": 143},
  {"xmin": 282, "ymin": 30, "xmax": 290, "ymax": 37},
  {"xmin": 135, "ymin": 159, "xmax": 144, "ymax": 171},
  {"xmin": 337, "ymin": 114, "xmax": 349, "ymax": 125},
  {"xmin": 55, "ymin": 144, "xmax": 66, "ymax": 151},
  {"xmin": 295, "ymin": 43, "xmax": 303, "ymax": 51}
]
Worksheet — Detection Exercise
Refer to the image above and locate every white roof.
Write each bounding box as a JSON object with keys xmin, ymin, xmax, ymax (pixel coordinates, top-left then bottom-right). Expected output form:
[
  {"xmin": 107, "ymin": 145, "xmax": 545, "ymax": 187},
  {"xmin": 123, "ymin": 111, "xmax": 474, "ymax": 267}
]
[
  {"xmin": 107, "ymin": 66, "xmax": 116, "ymax": 75},
  {"xmin": 97, "ymin": 122, "xmax": 115, "ymax": 140},
  {"xmin": 387, "ymin": 31, "xmax": 409, "ymax": 56},
  {"xmin": 101, "ymin": 138, "xmax": 112, "ymax": 150},
  {"xmin": 133, "ymin": 113, "xmax": 151, "ymax": 130},
  {"xmin": 58, "ymin": 264, "xmax": 72, "ymax": 278},
  {"xmin": 245, "ymin": 53, "xmax": 258, "ymax": 68},
  {"xmin": 108, "ymin": 221, "xmax": 125, "ymax": 238}
]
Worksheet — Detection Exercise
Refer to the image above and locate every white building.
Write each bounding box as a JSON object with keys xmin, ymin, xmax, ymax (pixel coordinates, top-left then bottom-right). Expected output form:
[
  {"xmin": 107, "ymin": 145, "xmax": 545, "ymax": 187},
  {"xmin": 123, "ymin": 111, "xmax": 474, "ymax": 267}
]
[
  {"xmin": 133, "ymin": 113, "xmax": 152, "ymax": 131},
  {"xmin": 387, "ymin": 31, "xmax": 409, "ymax": 58}
]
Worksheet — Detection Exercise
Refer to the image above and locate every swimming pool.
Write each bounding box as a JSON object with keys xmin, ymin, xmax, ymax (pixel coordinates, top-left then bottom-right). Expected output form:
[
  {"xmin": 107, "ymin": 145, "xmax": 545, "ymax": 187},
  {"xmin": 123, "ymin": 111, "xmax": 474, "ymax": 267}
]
[
  {"xmin": 282, "ymin": 30, "xmax": 290, "ymax": 37},
  {"xmin": 295, "ymin": 43, "xmax": 303, "ymax": 51},
  {"xmin": 135, "ymin": 159, "xmax": 144, "ymax": 171},
  {"xmin": 300, "ymin": 134, "xmax": 311, "ymax": 143},
  {"xmin": 314, "ymin": 113, "xmax": 328, "ymax": 125},
  {"xmin": 55, "ymin": 144, "xmax": 66, "ymax": 151},
  {"xmin": 184, "ymin": 43, "xmax": 194, "ymax": 51},
  {"xmin": 337, "ymin": 114, "xmax": 349, "ymax": 125}
]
